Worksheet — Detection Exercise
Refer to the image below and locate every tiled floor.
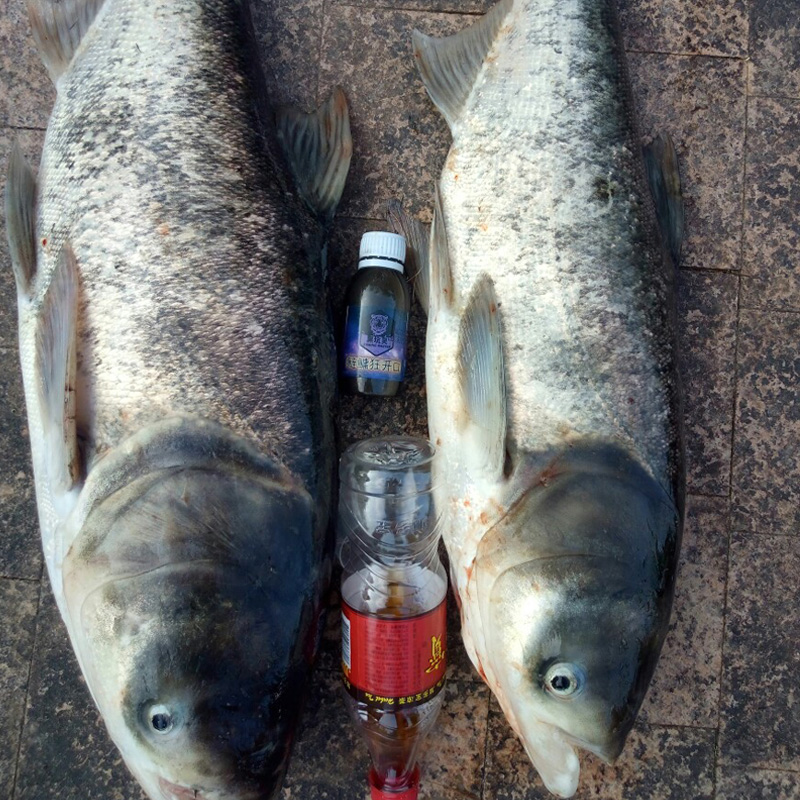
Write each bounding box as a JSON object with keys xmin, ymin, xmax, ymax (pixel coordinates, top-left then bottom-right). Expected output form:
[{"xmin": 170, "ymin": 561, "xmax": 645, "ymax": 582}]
[{"xmin": 1, "ymin": 0, "xmax": 798, "ymax": 799}]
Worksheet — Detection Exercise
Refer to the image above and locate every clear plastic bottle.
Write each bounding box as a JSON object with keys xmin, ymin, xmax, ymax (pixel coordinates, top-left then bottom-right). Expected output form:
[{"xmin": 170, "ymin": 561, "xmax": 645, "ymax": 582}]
[{"xmin": 338, "ymin": 437, "xmax": 447, "ymax": 800}]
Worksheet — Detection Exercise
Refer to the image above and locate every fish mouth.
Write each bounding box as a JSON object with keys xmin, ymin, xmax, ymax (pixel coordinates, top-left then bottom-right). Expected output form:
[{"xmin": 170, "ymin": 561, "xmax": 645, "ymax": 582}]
[{"xmin": 158, "ymin": 778, "xmax": 208, "ymax": 800}]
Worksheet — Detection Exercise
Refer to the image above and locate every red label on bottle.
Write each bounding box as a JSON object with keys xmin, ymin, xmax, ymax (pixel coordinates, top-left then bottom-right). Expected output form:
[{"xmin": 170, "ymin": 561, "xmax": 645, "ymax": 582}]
[{"xmin": 341, "ymin": 600, "xmax": 446, "ymax": 709}]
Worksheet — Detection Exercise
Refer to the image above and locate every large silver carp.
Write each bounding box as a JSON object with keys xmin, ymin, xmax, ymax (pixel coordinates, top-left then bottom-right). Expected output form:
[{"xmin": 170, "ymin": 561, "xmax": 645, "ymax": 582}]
[
  {"xmin": 5, "ymin": 1, "xmax": 350, "ymax": 798},
  {"xmin": 404, "ymin": 0, "xmax": 684, "ymax": 795}
]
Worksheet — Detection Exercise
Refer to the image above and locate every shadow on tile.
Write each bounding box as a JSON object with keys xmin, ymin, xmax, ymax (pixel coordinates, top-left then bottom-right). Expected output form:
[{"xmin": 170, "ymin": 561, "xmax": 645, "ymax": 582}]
[
  {"xmin": 678, "ymin": 271, "xmax": 738, "ymax": 496},
  {"xmin": 741, "ymin": 96, "xmax": 800, "ymax": 312},
  {"xmin": 628, "ymin": 53, "xmax": 746, "ymax": 272},
  {"xmin": 484, "ymin": 704, "xmax": 716, "ymax": 800},
  {"xmin": 639, "ymin": 495, "xmax": 728, "ymax": 728},
  {"xmin": 720, "ymin": 534, "xmax": 800, "ymax": 770},
  {"xmin": 0, "ymin": 577, "xmax": 39, "ymax": 800},
  {"xmin": 732, "ymin": 310, "xmax": 800, "ymax": 535}
]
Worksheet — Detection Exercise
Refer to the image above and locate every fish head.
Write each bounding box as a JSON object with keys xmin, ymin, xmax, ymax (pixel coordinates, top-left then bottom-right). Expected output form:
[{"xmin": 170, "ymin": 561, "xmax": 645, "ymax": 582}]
[
  {"xmin": 474, "ymin": 448, "xmax": 681, "ymax": 797},
  {"xmin": 63, "ymin": 461, "xmax": 326, "ymax": 800}
]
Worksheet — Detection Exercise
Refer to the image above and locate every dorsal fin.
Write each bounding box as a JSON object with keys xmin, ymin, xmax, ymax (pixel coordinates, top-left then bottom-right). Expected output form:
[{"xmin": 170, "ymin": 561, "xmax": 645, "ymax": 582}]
[
  {"xmin": 27, "ymin": 0, "xmax": 107, "ymax": 83},
  {"xmin": 35, "ymin": 245, "xmax": 80, "ymax": 493},
  {"xmin": 275, "ymin": 87, "xmax": 352, "ymax": 222},
  {"xmin": 5, "ymin": 143, "xmax": 38, "ymax": 295},
  {"xmin": 643, "ymin": 133, "xmax": 684, "ymax": 269},
  {"xmin": 412, "ymin": 0, "xmax": 513, "ymax": 130},
  {"xmin": 457, "ymin": 275, "xmax": 506, "ymax": 480},
  {"xmin": 387, "ymin": 200, "xmax": 431, "ymax": 314}
]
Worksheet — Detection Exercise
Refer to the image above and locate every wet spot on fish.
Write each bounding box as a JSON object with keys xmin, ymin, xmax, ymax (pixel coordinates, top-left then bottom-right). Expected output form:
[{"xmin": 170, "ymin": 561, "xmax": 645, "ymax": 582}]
[{"xmin": 436, "ymin": 437, "xmax": 441, "ymax": 446}]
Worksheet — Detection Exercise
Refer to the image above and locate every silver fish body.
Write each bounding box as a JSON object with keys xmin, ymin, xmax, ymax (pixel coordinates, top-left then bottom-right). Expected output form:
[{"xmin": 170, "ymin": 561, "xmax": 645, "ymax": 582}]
[
  {"xmin": 6, "ymin": 1, "xmax": 350, "ymax": 798},
  {"xmin": 409, "ymin": 0, "xmax": 683, "ymax": 795}
]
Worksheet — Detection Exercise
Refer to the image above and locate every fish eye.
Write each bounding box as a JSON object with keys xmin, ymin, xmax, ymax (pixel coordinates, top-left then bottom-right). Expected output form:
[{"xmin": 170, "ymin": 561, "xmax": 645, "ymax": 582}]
[
  {"xmin": 543, "ymin": 662, "xmax": 585, "ymax": 698},
  {"xmin": 147, "ymin": 703, "xmax": 175, "ymax": 734}
]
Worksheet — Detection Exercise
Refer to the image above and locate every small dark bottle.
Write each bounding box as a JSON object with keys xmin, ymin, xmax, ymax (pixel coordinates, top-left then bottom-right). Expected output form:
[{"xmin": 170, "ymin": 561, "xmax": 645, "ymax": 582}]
[{"xmin": 341, "ymin": 232, "xmax": 410, "ymax": 397}]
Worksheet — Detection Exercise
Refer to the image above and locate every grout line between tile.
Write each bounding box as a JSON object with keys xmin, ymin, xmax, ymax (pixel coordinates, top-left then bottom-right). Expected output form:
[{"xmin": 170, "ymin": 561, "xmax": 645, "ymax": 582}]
[
  {"xmin": 1, "ymin": 125, "xmax": 46, "ymax": 133},
  {"xmin": 680, "ymin": 266, "xmax": 742, "ymax": 276},
  {"xmin": 746, "ymin": 92, "xmax": 800, "ymax": 101},
  {"xmin": 331, "ymin": 2, "xmax": 484, "ymax": 16},
  {"xmin": 479, "ymin": 693, "xmax": 492, "ymax": 800},
  {"xmin": 626, "ymin": 49, "xmax": 747, "ymax": 60},
  {"xmin": 0, "ymin": 573, "xmax": 40, "ymax": 583},
  {"xmin": 10, "ymin": 577, "xmax": 44, "ymax": 800}
]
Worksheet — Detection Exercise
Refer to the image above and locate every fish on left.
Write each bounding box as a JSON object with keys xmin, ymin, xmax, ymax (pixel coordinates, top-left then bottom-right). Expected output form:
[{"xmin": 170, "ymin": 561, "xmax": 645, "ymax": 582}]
[{"xmin": 5, "ymin": 1, "xmax": 351, "ymax": 798}]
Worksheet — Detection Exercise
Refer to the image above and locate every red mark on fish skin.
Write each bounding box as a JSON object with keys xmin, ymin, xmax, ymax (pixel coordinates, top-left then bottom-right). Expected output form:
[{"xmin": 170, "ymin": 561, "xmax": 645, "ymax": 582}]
[
  {"xmin": 476, "ymin": 658, "xmax": 488, "ymax": 682},
  {"xmin": 479, "ymin": 511, "xmax": 489, "ymax": 525},
  {"xmin": 157, "ymin": 223, "xmax": 170, "ymax": 236},
  {"xmin": 464, "ymin": 498, "xmax": 471, "ymax": 508},
  {"xmin": 628, "ymin": 397, "xmax": 635, "ymax": 404},
  {"xmin": 159, "ymin": 778, "xmax": 206, "ymax": 800},
  {"xmin": 465, "ymin": 563, "xmax": 474, "ymax": 581},
  {"xmin": 41, "ymin": 238, "xmax": 47, "ymax": 247}
]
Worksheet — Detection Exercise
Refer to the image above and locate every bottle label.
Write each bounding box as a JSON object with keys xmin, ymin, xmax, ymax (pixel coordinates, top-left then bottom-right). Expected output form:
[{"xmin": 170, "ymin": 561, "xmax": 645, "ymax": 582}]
[
  {"xmin": 341, "ymin": 305, "xmax": 407, "ymax": 382},
  {"xmin": 341, "ymin": 600, "xmax": 447, "ymax": 710}
]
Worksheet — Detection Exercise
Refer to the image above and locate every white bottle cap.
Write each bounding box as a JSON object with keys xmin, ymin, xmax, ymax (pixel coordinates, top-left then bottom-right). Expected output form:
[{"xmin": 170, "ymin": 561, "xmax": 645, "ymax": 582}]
[{"xmin": 358, "ymin": 231, "xmax": 406, "ymax": 272}]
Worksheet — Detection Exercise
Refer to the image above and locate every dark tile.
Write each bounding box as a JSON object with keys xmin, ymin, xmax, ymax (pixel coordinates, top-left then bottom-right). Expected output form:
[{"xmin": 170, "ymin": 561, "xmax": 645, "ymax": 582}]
[
  {"xmin": 618, "ymin": 0, "xmax": 748, "ymax": 57},
  {"xmin": 717, "ymin": 768, "xmax": 800, "ymax": 799},
  {"xmin": 281, "ymin": 667, "xmax": 369, "ymax": 799},
  {"xmin": 741, "ymin": 97, "xmax": 800, "ymax": 312},
  {"xmin": 0, "ymin": 0, "xmax": 53, "ymax": 128},
  {"xmin": 720, "ymin": 534, "xmax": 800, "ymax": 770},
  {"xmin": 250, "ymin": 0, "xmax": 324, "ymax": 107},
  {"xmin": 639, "ymin": 495, "xmax": 728, "ymax": 728},
  {"xmin": 484, "ymin": 704, "xmax": 715, "ymax": 800},
  {"xmin": 319, "ymin": 8, "xmax": 466, "ymax": 221},
  {"xmin": 0, "ymin": 128, "xmax": 45, "ymax": 581},
  {"xmin": 678, "ymin": 271, "xmax": 738, "ymax": 496},
  {"xmin": 15, "ymin": 585, "xmax": 146, "ymax": 800},
  {"xmin": 748, "ymin": 0, "xmax": 800, "ymax": 98},
  {"xmin": 731, "ymin": 310, "xmax": 800, "ymax": 535},
  {"xmin": 628, "ymin": 54, "xmax": 747, "ymax": 272},
  {"xmin": 0, "ymin": 577, "xmax": 39, "ymax": 799}
]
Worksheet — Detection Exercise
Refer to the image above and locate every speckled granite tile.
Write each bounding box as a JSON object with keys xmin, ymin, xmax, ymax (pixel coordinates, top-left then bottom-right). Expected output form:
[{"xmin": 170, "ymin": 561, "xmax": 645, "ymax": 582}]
[
  {"xmin": 420, "ymin": 679, "xmax": 491, "ymax": 798},
  {"xmin": 717, "ymin": 768, "xmax": 800, "ymax": 799},
  {"xmin": 0, "ymin": 129, "xmax": 45, "ymax": 581},
  {"xmin": 618, "ymin": 0, "xmax": 747, "ymax": 57},
  {"xmin": 639, "ymin": 495, "xmax": 728, "ymax": 728},
  {"xmin": 0, "ymin": 578, "xmax": 39, "ymax": 799},
  {"xmin": 628, "ymin": 54, "xmax": 746, "ymax": 272},
  {"xmin": 731, "ymin": 310, "xmax": 800, "ymax": 535},
  {"xmin": 748, "ymin": 0, "xmax": 800, "ymax": 98},
  {"xmin": 678, "ymin": 271, "xmax": 738, "ymax": 496},
  {"xmin": 484, "ymin": 708, "xmax": 715, "ymax": 800},
  {"xmin": 15, "ymin": 584, "xmax": 146, "ymax": 800},
  {"xmin": 319, "ymin": 8, "xmax": 466, "ymax": 222},
  {"xmin": 250, "ymin": 0, "xmax": 324, "ymax": 107},
  {"xmin": 0, "ymin": 0, "xmax": 53, "ymax": 128},
  {"xmin": 741, "ymin": 97, "xmax": 800, "ymax": 312},
  {"xmin": 720, "ymin": 534, "xmax": 800, "ymax": 770}
]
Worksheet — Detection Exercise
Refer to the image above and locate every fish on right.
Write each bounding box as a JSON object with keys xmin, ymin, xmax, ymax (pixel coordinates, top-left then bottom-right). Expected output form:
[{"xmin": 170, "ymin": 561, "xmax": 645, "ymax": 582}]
[{"xmin": 401, "ymin": 0, "xmax": 685, "ymax": 795}]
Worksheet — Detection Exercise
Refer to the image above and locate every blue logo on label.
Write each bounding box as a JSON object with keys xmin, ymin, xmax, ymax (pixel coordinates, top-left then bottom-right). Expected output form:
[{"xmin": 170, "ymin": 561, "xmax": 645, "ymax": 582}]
[{"xmin": 362, "ymin": 312, "xmax": 394, "ymax": 356}]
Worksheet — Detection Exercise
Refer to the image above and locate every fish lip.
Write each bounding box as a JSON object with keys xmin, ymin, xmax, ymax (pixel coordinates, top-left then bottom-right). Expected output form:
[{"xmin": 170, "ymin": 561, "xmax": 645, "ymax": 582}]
[
  {"xmin": 562, "ymin": 730, "xmax": 623, "ymax": 764},
  {"xmin": 158, "ymin": 777, "xmax": 208, "ymax": 800}
]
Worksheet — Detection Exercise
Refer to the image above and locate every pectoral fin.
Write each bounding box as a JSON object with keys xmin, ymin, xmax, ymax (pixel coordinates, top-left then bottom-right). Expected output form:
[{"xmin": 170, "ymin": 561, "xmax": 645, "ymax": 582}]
[
  {"xmin": 35, "ymin": 245, "xmax": 80, "ymax": 494},
  {"xmin": 458, "ymin": 276, "xmax": 506, "ymax": 480},
  {"xmin": 276, "ymin": 87, "xmax": 352, "ymax": 222},
  {"xmin": 5, "ymin": 143, "xmax": 38, "ymax": 296}
]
